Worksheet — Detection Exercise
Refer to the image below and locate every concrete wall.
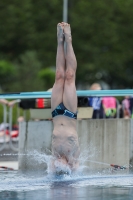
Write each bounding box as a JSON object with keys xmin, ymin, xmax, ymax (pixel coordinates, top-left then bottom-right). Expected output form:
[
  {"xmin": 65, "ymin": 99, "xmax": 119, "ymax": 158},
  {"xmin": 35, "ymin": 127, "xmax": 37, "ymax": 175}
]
[
  {"xmin": 18, "ymin": 119, "xmax": 131, "ymax": 171},
  {"xmin": 19, "ymin": 121, "xmax": 53, "ymax": 171},
  {"xmin": 130, "ymin": 119, "xmax": 133, "ymax": 165}
]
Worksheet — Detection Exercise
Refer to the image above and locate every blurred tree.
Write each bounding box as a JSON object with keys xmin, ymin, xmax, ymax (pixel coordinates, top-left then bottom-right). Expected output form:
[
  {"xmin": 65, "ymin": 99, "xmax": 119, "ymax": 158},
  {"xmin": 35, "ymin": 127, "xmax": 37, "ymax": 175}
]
[
  {"xmin": 0, "ymin": 0, "xmax": 35, "ymax": 59},
  {"xmin": 0, "ymin": 0, "xmax": 62, "ymax": 65},
  {"xmin": 0, "ymin": 60, "xmax": 15, "ymax": 91},
  {"xmin": 38, "ymin": 68, "xmax": 55, "ymax": 90},
  {"xmin": 70, "ymin": 0, "xmax": 133, "ymax": 88},
  {"xmin": 0, "ymin": 0, "xmax": 133, "ymax": 90},
  {"xmin": 31, "ymin": 0, "xmax": 62, "ymax": 66},
  {"xmin": 12, "ymin": 51, "xmax": 43, "ymax": 92}
]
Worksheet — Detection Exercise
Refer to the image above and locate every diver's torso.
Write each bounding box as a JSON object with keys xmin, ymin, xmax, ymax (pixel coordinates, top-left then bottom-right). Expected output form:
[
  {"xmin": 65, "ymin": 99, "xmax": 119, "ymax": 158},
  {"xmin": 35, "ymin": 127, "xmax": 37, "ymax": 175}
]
[{"xmin": 52, "ymin": 115, "xmax": 79, "ymax": 160}]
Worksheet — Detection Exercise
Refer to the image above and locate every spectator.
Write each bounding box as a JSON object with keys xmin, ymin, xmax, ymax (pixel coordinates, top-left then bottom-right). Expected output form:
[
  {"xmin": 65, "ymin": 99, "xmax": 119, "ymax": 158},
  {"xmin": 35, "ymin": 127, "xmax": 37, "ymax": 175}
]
[
  {"xmin": 102, "ymin": 96, "xmax": 117, "ymax": 118},
  {"xmin": 129, "ymin": 96, "xmax": 133, "ymax": 118},
  {"xmin": 0, "ymin": 99, "xmax": 9, "ymax": 105},
  {"xmin": 122, "ymin": 96, "xmax": 131, "ymax": 118},
  {"xmin": 121, "ymin": 96, "xmax": 133, "ymax": 118},
  {"xmin": 88, "ymin": 83, "xmax": 104, "ymax": 119}
]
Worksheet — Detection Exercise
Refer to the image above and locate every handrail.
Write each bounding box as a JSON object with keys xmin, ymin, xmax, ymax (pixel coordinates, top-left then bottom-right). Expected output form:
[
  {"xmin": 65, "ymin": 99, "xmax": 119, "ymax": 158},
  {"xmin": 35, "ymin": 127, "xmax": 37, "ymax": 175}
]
[{"xmin": 0, "ymin": 89, "xmax": 133, "ymax": 99}]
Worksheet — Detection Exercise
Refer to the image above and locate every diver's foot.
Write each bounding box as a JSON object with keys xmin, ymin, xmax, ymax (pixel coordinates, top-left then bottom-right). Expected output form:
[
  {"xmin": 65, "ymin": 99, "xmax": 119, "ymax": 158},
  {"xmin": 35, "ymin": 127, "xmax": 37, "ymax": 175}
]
[
  {"xmin": 57, "ymin": 23, "xmax": 64, "ymax": 43},
  {"xmin": 63, "ymin": 22, "xmax": 72, "ymax": 43}
]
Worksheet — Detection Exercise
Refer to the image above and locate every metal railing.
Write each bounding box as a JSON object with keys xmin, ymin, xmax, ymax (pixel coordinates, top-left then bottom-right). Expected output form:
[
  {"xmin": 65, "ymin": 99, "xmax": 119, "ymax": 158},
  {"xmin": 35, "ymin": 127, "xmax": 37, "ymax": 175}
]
[
  {"xmin": 0, "ymin": 102, "xmax": 26, "ymax": 152},
  {"xmin": 0, "ymin": 89, "xmax": 133, "ymax": 99}
]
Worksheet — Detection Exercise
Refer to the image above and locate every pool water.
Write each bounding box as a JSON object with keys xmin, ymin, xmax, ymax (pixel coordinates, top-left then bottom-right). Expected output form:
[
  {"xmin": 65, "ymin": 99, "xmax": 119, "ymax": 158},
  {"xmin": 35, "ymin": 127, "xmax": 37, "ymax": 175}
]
[
  {"xmin": 0, "ymin": 170, "xmax": 133, "ymax": 200},
  {"xmin": 0, "ymin": 149, "xmax": 132, "ymax": 200}
]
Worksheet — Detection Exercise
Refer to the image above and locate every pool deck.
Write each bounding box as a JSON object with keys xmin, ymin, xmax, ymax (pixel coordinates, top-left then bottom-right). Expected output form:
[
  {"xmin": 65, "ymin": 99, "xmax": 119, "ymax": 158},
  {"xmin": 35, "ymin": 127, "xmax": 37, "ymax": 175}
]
[
  {"xmin": 0, "ymin": 142, "xmax": 18, "ymax": 170},
  {"xmin": 0, "ymin": 161, "xmax": 18, "ymax": 170}
]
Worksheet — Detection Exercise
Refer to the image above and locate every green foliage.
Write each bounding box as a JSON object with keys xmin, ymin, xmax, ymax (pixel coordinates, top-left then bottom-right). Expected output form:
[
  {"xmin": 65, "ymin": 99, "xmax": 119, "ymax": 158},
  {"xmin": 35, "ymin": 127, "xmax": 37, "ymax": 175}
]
[
  {"xmin": 0, "ymin": 105, "xmax": 4, "ymax": 123},
  {"xmin": 0, "ymin": 60, "xmax": 15, "ymax": 91},
  {"xmin": 0, "ymin": 60, "xmax": 14, "ymax": 76},
  {"xmin": 0, "ymin": 0, "xmax": 133, "ymax": 90},
  {"xmin": 71, "ymin": 0, "xmax": 133, "ymax": 88},
  {"xmin": 38, "ymin": 68, "xmax": 55, "ymax": 90},
  {"xmin": 12, "ymin": 51, "xmax": 43, "ymax": 92}
]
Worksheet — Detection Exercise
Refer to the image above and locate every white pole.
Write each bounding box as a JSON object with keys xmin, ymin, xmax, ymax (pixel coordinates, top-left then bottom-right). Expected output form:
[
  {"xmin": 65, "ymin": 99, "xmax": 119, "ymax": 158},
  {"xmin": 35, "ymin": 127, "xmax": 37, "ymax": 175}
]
[
  {"xmin": 63, "ymin": 0, "xmax": 68, "ymax": 53},
  {"xmin": 63, "ymin": 0, "xmax": 68, "ymax": 22}
]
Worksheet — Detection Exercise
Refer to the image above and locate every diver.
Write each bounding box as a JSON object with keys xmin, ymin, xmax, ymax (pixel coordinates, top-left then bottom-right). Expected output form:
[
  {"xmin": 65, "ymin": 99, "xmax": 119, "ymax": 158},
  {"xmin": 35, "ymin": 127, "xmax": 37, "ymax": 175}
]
[{"xmin": 51, "ymin": 22, "xmax": 80, "ymax": 175}]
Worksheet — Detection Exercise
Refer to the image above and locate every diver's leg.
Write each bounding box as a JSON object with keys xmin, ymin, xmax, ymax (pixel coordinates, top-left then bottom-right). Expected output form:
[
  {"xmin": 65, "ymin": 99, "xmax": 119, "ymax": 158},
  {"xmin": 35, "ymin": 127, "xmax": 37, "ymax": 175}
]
[
  {"xmin": 51, "ymin": 23, "xmax": 66, "ymax": 111},
  {"xmin": 63, "ymin": 23, "xmax": 79, "ymax": 170},
  {"xmin": 62, "ymin": 23, "xmax": 77, "ymax": 113}
]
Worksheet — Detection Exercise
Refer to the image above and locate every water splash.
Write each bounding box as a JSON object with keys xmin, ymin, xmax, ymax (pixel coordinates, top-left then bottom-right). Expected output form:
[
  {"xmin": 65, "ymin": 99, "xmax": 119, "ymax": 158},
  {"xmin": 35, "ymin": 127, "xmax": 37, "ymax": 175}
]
[
  {"xmin": 23, "ymin": 143, "xmax": 101, "ymax": 176},
  {"xmin": 0, "ymin": 143, "xmax": 99, "ymax": 175},
  {"xmin": 0, "ymin": 142, "xmax": 130, "ymax": 175},
  {"xmin": 0, "ymin": 145, "xmax": 132, "ymax": 192}
]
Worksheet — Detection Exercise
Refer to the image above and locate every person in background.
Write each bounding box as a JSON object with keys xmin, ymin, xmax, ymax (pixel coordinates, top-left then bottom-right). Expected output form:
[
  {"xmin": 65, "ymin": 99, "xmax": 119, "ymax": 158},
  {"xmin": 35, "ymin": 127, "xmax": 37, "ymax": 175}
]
[
  {"xmin": 88, "ymin": 83, "xmax": 104, "ymax": 119},
  {"xmin": 102, "ymin": 96, "xmax": 117, "ymax": 118},
  {"xmin": 121, "ymin": 96, "xmax": 131, "ymax": 118},
  {"xmin": 120, "ymin": 95, "xmax": 133, "ymax": 119},
  {"xmin": 129, "ymin": 96, "xmax": 133, "ymax": 118},
  {"xmin": 0, "ymin": 99, "xmax": 9, "ymax": 105}
]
